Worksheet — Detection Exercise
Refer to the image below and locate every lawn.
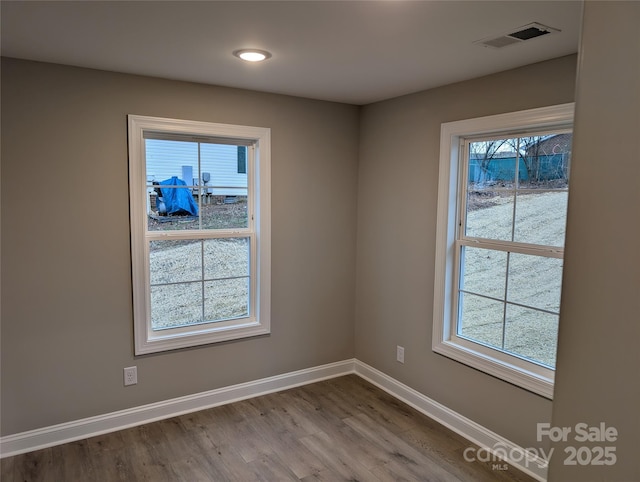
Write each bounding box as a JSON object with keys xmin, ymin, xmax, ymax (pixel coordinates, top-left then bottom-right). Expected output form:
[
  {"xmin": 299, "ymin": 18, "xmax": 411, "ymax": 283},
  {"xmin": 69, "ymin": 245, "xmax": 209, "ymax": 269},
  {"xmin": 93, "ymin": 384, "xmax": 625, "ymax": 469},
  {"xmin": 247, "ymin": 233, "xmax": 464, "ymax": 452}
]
[
  {"xmin": 459, "ymin": 190, "xmax": 568, "ymax": 367},
  {"xmin": 147, "ymin": 199, "xmax": 250, "ymax": 330}
]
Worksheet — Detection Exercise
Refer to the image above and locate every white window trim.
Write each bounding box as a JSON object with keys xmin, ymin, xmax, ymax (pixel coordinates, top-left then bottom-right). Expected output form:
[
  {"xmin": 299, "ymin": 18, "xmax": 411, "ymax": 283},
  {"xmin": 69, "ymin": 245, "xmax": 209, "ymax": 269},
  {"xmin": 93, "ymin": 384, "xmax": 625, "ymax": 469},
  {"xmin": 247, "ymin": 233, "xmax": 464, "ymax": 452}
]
[
  {"xmin": 432, "ymin": 103, "xmax": 574, "ymax": 399},
  {"xmin": 128, "ymin": 115, "xmax": 271, "ymax": 355}
]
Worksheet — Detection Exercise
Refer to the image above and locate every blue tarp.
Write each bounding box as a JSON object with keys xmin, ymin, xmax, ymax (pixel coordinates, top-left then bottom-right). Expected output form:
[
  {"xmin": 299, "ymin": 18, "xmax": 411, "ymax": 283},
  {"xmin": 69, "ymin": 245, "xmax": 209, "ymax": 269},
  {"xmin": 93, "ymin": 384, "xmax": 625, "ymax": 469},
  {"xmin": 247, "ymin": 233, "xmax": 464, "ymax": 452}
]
[{"xmin": 158, "ymin": 177, "xmax": 198, "ymax": 216}]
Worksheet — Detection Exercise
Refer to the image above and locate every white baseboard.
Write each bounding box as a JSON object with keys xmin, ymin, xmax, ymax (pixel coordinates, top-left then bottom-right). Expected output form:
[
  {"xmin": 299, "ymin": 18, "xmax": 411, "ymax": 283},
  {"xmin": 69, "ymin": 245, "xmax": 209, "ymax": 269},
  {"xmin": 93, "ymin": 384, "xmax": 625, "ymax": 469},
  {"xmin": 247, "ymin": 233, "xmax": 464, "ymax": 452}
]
[
  {"xmin": 1, "ymin": 358, "xmax": 547, "ymax": 481},
  {"xmin": 354, "ymin": 360, "xmax": 548, "ymax": 482},
  {"xmin": 0, "ymin": 359, "xmax": 356, "ymax": 458}
]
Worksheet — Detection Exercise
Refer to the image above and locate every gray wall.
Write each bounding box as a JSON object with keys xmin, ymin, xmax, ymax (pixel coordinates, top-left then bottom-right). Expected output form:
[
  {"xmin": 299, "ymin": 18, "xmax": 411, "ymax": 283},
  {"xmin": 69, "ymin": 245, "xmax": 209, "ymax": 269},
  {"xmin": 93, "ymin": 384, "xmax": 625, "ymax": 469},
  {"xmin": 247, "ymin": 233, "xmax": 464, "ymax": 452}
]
[
  {"xmin": 549, "ymin": 2, "xmax": 640, "ymax": 481},
  {"xmin": 1, "ymin": 59, "xmax": 359, "ymax": 435},
  {"xmin": 355, "ymin": 54, "xmax": 577, "ymax": 450}
]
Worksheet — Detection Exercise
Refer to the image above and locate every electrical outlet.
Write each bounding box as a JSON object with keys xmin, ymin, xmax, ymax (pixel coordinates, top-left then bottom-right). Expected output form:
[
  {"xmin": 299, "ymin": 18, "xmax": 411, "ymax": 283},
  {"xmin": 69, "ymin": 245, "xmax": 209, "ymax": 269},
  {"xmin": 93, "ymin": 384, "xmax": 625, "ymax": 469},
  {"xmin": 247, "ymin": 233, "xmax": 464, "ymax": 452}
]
[
  {"xmin": 124, "ymin": 366, "xmax": 137, "ymax": 386},
  {"xmin": 396, "ymin": 345, "xmax": 405, "ymax": 364}
]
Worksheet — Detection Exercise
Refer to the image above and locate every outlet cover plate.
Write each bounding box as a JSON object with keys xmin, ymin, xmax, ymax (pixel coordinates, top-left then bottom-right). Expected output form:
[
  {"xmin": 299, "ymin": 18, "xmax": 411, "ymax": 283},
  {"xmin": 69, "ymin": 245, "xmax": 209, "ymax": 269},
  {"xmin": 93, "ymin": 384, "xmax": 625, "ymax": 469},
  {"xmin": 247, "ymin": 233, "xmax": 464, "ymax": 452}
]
[
  {"xmin": 124, "ymin": 366, "xmax": 138, "ymax": 386},
  {"xmin": 397, "ymin": 346, "xmax": 405, "ymax": 363}
]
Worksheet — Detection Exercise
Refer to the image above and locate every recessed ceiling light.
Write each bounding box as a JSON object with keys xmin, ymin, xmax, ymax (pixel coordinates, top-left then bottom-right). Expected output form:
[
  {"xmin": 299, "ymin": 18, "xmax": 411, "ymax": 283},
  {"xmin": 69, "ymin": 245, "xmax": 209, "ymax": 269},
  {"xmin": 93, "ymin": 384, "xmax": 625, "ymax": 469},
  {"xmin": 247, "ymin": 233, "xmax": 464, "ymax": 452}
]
[{"xmin": 233, "ymin": 49, "xmax": 272, "ymax": 62}]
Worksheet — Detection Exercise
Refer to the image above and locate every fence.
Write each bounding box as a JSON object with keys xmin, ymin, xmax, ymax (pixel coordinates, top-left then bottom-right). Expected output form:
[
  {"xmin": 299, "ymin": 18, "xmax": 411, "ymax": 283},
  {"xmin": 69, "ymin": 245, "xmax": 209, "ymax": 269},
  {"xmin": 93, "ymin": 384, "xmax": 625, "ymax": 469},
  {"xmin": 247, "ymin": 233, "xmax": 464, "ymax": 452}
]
[{"xmin": 469, "ymin": 154, "xmax": 570, "ymax": 184}]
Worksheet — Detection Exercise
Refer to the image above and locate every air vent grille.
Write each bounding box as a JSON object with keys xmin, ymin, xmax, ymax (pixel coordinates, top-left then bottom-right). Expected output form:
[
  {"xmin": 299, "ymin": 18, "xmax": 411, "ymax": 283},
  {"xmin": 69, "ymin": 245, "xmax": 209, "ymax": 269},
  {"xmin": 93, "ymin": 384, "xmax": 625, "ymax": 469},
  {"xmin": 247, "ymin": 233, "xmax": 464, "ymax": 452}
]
[{"xmin": 475, "ymin": 22, "xmax": 560, "ymax": 49}]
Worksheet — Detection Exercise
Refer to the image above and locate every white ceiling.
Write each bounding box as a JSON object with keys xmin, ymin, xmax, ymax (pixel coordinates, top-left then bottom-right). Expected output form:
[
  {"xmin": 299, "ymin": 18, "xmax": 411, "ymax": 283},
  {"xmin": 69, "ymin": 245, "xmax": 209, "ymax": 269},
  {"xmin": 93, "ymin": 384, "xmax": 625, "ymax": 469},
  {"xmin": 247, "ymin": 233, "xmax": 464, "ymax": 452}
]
[{"xmin": 0, "ymin": 1, "xmax": 583, "ymax": 105}]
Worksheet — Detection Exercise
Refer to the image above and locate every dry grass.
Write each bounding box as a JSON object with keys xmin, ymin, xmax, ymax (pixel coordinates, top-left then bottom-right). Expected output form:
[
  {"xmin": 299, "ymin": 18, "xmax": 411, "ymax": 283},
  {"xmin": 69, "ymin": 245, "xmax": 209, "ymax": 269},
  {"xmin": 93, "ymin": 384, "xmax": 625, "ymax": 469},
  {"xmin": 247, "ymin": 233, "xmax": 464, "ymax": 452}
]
[
  {"xmin": 460, "ymin": 190, "xmax": 568, "ymax": 367},
  {"xmin": 147, "ymin": 200, "xmax": 250, "ymax": 330},
  {"xmin": 148, "ymin": 199, "xmax": 248, "ymax": 232}
]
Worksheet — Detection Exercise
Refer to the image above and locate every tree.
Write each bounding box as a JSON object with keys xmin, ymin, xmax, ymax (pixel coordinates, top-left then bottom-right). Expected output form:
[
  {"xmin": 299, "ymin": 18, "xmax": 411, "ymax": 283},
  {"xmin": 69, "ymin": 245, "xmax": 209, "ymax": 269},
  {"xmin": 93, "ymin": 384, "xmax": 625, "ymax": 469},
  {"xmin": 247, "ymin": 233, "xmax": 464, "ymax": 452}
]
[
  {"xmin": 469, "ymin": 139, "xmax": 509, "ymax": 185},
  {"xmin": 508, "ymin": 135, "xmax": 549, "ymax": 184},
  {"xmin": 509, "ymin": 135, "xmax": 571, "ymax": 185}
]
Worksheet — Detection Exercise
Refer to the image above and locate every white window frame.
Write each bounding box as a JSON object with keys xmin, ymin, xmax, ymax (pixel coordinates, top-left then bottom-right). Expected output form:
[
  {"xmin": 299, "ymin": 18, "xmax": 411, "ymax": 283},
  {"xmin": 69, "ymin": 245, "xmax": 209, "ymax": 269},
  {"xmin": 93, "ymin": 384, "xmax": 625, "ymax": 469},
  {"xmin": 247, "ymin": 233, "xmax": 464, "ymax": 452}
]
[
  {"xmin": 128, "ymin": 115, "xmax": 271, "ymax": 355},
  {"xmin": 432, "ymin": 103, "xmax": 574, "ymax": 399}
]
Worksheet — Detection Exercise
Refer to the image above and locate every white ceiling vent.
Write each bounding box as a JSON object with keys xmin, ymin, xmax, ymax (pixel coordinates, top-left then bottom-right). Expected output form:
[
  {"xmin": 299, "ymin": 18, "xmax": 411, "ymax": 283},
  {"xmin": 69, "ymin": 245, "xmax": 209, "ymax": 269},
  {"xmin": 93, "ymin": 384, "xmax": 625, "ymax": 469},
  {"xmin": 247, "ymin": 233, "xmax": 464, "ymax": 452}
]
[{"xmin": 475, "ymin": 23, "xmax": 560, "ymax": 49}]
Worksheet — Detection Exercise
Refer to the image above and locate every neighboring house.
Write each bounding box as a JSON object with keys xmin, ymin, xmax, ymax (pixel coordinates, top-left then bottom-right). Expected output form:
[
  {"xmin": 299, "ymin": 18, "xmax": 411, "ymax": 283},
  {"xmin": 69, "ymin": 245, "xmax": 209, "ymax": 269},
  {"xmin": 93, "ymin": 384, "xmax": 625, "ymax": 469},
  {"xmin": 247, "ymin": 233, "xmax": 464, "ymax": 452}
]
[
  {"xmin": 145, "ymin": 139, "xmax": 248, "ymax": 198},
  {"xmin": 526, "ymin": 132, "xmax": 573, "ymax": 156},
  {"xmin": 521, "ymin": 133, "xmax": 572, "ymax": 182}
]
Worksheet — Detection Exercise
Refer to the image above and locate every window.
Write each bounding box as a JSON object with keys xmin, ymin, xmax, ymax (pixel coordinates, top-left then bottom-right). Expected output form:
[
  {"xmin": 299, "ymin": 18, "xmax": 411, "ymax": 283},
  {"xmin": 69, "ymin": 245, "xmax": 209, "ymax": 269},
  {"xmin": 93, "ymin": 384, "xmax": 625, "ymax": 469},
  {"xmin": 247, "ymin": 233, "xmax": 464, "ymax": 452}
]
[
  {"xmin": 432, "ymin": 104, "xmax": 573, "ymax": 398},
  {"xmin": 128, "ymin": 115, "xmax": 271, "ymax": 354},
  {"xmin": 237, "ymin": 146, "xmax": 247, "ymax": 174}
]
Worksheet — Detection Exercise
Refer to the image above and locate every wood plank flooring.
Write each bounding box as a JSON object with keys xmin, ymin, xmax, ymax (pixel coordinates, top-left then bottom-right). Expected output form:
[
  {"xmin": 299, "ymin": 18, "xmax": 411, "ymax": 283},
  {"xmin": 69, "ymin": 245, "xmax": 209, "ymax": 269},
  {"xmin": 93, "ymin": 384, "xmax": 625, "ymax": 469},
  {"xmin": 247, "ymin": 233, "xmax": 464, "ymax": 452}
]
[{"xmin": 1, "ymin": 375, "xmax": 538, "ymax": 481}]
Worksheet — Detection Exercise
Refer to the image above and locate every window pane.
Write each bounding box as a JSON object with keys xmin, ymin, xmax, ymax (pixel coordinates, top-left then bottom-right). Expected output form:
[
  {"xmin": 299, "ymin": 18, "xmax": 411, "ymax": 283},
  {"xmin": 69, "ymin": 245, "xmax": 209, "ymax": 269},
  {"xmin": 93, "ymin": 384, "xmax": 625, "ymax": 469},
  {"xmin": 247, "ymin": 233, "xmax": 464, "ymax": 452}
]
[
  {"xmin": 151, "ymin": 282, "xmax": 202, "ymax": 330},
  {"xmin": 204, "ymin": 238, "xmax": 250, "ymax": 279},
  {"xmin": 458, "ymin": 293, "xmax": 504, "ymax": 349},
  {"xmin": 145, "ymin": 139, "xmax": 249, "ymax": 231},
  {"xmin": 468, "ymin": 138, "xmax": 517, "ymax": 189},
  {"xmin": 150, "ymin": 239, "xmax": 202, "ymax": 284},
  {"xmin": 504, "ymin": 304, "xmax": 558, "ymax": 368},
  {"xmin": 200, "ymin": 143, "xmax": 248, "ymax": 229},
  {"xmin": 146, "ymin": 139, "xmax": 199, "ymax": 231},
  {"xmin": 460, "ymin": 246, "xmax": 507, "ymax": 299},
  {"xmin": 513, "ymin": 191, "xmax": 568, "ymax": 247},
  {"xmin": 515, "ymin": 134, "xmax": 572, "ymax": 189},
  {"xmin": 465, "ymin": 192, "xmax": 515, "ymax": 241},
  {"xmin": 507, "ymin": 253, "xmax": 563, "ymax": 313},
  {"xmin": 205, "ymin": 278, "xmax": 249, "ymax": 321}
]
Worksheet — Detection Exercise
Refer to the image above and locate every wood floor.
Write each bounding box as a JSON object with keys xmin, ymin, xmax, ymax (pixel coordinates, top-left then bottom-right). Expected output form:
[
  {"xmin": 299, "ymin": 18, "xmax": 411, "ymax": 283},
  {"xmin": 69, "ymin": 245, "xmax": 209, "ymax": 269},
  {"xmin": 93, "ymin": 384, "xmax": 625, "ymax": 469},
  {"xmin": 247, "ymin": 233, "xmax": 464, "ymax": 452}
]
[{"xmin": 1, "ymin": 375, "xmax": 537, "ymax": 481}]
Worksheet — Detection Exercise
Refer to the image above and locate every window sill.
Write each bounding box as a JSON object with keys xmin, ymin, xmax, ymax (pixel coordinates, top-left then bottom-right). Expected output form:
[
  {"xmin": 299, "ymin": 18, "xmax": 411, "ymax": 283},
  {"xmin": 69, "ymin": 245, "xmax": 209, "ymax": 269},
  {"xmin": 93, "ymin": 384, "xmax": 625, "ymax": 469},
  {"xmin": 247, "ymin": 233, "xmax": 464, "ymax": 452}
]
[
  {"xmin": 433, "ymin": 338, "xmax": 554, "ymax": 399},
  {"xmin": 136, "ymin": 320, "xmax": 269, "ymax": 355}
]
